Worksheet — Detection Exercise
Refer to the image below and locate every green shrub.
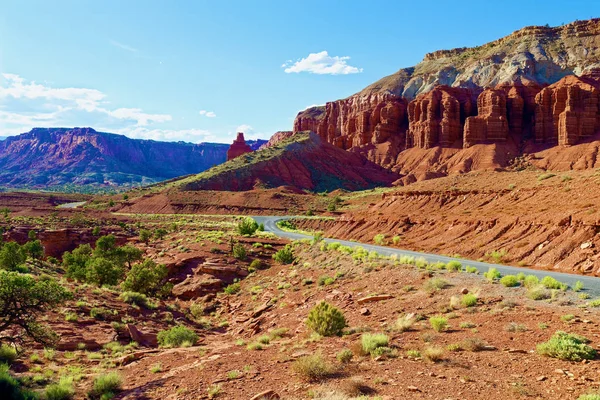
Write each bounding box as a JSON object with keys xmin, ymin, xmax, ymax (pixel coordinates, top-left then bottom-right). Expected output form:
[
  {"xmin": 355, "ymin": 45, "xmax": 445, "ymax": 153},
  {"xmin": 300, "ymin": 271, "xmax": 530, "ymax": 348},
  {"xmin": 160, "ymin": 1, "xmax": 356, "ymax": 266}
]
[
  {"xmin": 445, "ymin": 260, "xmax": 462, "ymax": 272},
  {"xmin": 461, "ymin": 293, "xmax": 478, "ymax": 307},
  {"xmin": 336, "ymin": 349, "xmax": 353, "ymax": 363},
  {"xmin": 429, "ymin": 316, "xmax": 448, "ymax": 332},
  {"xmin": 237, "ymin": 218, "xmax": 259, "ymax": 235},
  {"xmin": 317, "ymin": 276, "xmax": 334, "ymax": 286},
  {"xmin": 0, "ymin": 242, "xmax": 26, "ymax": 272},
  {"xmin": 500, "ymin": 275, "xmax": 520, "ymax": 287},
  {"xmin": 465, "ymin": 265, "xmax": 478, "ymax": 274},
  {"xmin": 423, "ymin": 278, "xmax": 450, "ymax": 292},
  {"xmin": 85, "ymin": 258, "xmax": 123, "ymax": 287},
  {"xmin": 119, "ymin": 291, "xmax": 154, "ymax": 308},
  {"xmin": 0, "ymin": 363, "xmax": 38, "ymax": 400},
  {"xmin": 232, "ymin": 244, "xmax": 247, "ymax": 261},
  {"xmin": 0, "ymin": 344, "xmax": 17, "ymax": 365},
  {"xmin": 139, "ymin": 229, "xmax": 152, "ymax": 244},
  {"xmin": 484, "ymin": 267, "xmax": 501, "ymax": 281},
  {"xmin": 305, "ymin": 301, "xmax": 346, "ymax": 337},
  {"xmin": 157, "ymin": 326, "xmax": 198, "ymax": 348},
  {"xmin": 527, "ymin": 285, "xmax": 551, "ymax": 300},
  {"xmin": 223, "ymin": 282, "xmax": 241, "ymax": 295},
  {"xmin": 523, "ymin": 275, "xmax": 540, "ymax": 288},
  {"xmin": 89, "ymin": 307, "xmax": 110, "ymax": 320},
  {"xmin": 89, "ymin": 372, "xmax": 122, "ymax": 399},
  {"xmin": 487, "ymin": 249, "xmax": 508, "ymax": 263},
  {"xmin": 578, "ymin": 394, "xmax": 600, "ymax": 400},
  {"xmin": 249, "ymin": 259, "xmax": 267, "ymax": 270},
  {"xmin": 293, "ymin": 353, "xmax": 334, "ymax": 382},
  {"xmin": 121, "ymin": 259, "xmax": 168, "ymax": 296},
  {"xmin": 516, "ymin": 272, "xmax": 526, "ymax": 281},
  {"xmin": 45, "ymin": 376, "xmax": 75, "ymax": 400},
  {"xmin": 574, "ymin": 281, "xmax": 584, "ymax": 292},
  {"xmin": 272, "ymin": 245, "xmax": 294, "ymax": 264},
  {"xmin": 361, "ymin": 333, "xmax": 389, "ymax": 355},
  {"xmin": 423, "ymin": 346, "xmax": 444, "ymax": 362},
  {"xmin": 541, "ymin": 276, "xmax": 567, "ymax": 290},
  {"xmin": 537, "ymin": 331, "xmax": 596, "ymax": 361},
  {"xmin": 373, "ymin": 234, "xmax": 386, "ymax": 245}
]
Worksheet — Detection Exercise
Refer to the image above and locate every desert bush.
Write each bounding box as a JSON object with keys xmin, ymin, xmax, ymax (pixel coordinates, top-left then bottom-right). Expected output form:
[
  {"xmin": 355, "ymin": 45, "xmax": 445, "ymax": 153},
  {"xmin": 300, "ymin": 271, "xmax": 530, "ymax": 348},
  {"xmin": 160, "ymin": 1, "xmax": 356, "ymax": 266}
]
[
  {"xmin": 523, "ymin": 275, "xmax": 540, "ymax": 288},
  {"xmin": 574, "ymin": 281, "xmax": 584, "ymax": 292},
  {"xmin": 527, "ymin": 285, "xmax": 551, "ymax": 300},
  {"xmin": 84, "ymin": 257, "xmax": 123, "ymax": 287},
  {"xmin": 429, "ymin": 316, "xmax": 448, "ymax": 332},
  {"xmin": 89, "ymin": 372, "xmax": 122, "ymax": 399},
  {"xmin": 336, "ymin": 349, "xmax": 353, "ymax": 364},
  {"xmin": 293, "ymin": 353, "xmax": 334, "ymax": 382},
  {"xmin": 0, "ymin": 344, "xmax": 17, "ymax": 365},
  {"xmin": 0, "ymin": 363, "xmax": 37, "ymax": 400},
  {"xmin": 578, "ymin": 394, "xmax": 600, "ymax": 400},
  {"xmin": 461, "ymin": 337, "xmax": 487, "ymax": 352},
  {"xmin": 237, "ymin": 217, "xmax": 259, "ymax": 235},
  {"xmin": 306, "ymin": 301, "xmax": 346, "ymax": 337},
  {"xmin": 484, "ymin": 267, "xmax": 501, "ymax": 281},
  {"xmin": 122, "ymin": 259, "xmax": 168, "ymax": 296},
  {"xmin": 157, "ymin": 326, "xmax": 198, "ymax": 348},
  {"xmin": 537, "ymin": 331, "xmax": 596, "ymax": 361},
  {"xmin": 154, "ymin": 228, "xmax": 168, "ymax": 240},
  {"xmin": 505, "ymin": 322, "xmax": 528, "ymax": 332},
  {"xmin": 0, "ymin": 271, "xmax": 70, "ymax": 345},
  {"xmin": 487, "ymin": 249, "xmax": 508, "ymax": 263},
  {"xmin": 139, "ymin": 229, "xmax": 152, "ymax": 244},
  {"xmin": 541, "ymin": 276, "xmax": 567, "ymax": 290},
  {"xmin": 249, "ymin": 259, "xmax": 267, "ymax": 270},
  {"xmin": 45, "ymin": 376, "xmax": 75, "ymax": 400},
  {"xmin": 465, "ymin": 265, "xmax": 478, "ymax": 274},
  {"xmin": 445, "ymin": 260, "xmax": 462, "ymax": 272},
  {"xmin": 394, "ymin": 314, "xmax": 416, "ymax": 332},
  {"xmin": 224, "ymin": 282, "xmax": 241, "ymax": 295},
  {"xmin": 423, "ymin": 346, "xmax": 444, "ymax": 362},
  {"xmin": 272, "ymin": 245, "xmax": 294, "ymax": 264},
  {"xmin": 120, "ymin": 291, "xmax": 154, "ymax": 308},
  {"xmin": 361, "ymin": 333, "xmax": 389, "ymax": 355},
  {"xmin": 461, "ymin": 293, "xmax": 478, "ymax": 307},
  {"xmin": 232, "ymin": 244, "xmax": 247, "ymax": 261},
  {"xmin": 423, "ymin": 278, "xmax": 450, "ymax": 292},
  {"xmin": 500, "ymin": 275, "xmax": 520, "ymax": 287},
  {"xmin": 373, "ymin": 234, "xmax": 386, "ymax": 245}
]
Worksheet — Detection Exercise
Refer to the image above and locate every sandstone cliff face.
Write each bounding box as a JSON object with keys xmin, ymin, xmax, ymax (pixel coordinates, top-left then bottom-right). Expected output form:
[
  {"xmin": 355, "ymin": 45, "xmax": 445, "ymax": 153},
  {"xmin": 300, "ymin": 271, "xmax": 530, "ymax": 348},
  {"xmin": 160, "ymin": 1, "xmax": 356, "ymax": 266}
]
[
  {"xmin": 534, "ymin": 75, "xmax": 600, "ymax": 145},
  {"xmin": 292, "ymin": 18, "xmax": 600, "ymax": 176},
  {"xmin": 226, "ymin": 132, "xmax": 253, "ymax": 160}
]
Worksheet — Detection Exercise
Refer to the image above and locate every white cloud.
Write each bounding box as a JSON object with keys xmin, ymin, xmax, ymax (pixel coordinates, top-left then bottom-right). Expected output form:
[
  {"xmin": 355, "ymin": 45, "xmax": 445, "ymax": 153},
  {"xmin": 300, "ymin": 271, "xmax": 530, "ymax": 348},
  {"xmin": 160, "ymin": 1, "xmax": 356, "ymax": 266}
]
[
  {"xmin": 199, "ymin": 110, "xmax": 216, "ymax": 118},
  {"xmin": 110, "ymin": 40, "xmax": 138, "ymax": 53},
  {"xmin": 108, "ymin": 108, "xmax": 172, "ymax": 126},
  {"xmin": 114, "ymin": 126, "xmax": 217, "ymax": 143},
  {"xmin": 282, "ymin": 51, "xmax": 363, "ymax": 75},
  {"xmin": 0, "ymin": 73, "xmax": 171, "ymax": 128}
]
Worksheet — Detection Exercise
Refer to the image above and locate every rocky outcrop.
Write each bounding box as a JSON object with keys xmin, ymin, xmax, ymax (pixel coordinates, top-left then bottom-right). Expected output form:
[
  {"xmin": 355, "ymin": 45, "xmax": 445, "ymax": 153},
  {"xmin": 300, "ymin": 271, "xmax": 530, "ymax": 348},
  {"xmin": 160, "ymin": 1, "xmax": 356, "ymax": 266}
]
[
  {"xmin": 259, "ymin": 131, "xmax": 295, "ymax": 149},
  {"xmin": 464, "ymin": 89, "xmax": 508, "ymax": 147},
  {"xmin": 407, "ymin": 87, "xmax": 475, "ymax": 149},
  {"xmin": 226, "ymin": 132, "xmax": 253, "ymax": 160},
  {"xmin": 534, "ymin": 75, "xmax": 600, "ymax": 145},
  {"xmin": 292, "ymin": 19, "xmax": 600, "ymax": 176},
  {"xmin": 179, "ymin": 132, "xmax": 400, "ymax": 192},
  {"xmin": 0, "ymin": 127, "xmax": 266, "ymax": 190}
]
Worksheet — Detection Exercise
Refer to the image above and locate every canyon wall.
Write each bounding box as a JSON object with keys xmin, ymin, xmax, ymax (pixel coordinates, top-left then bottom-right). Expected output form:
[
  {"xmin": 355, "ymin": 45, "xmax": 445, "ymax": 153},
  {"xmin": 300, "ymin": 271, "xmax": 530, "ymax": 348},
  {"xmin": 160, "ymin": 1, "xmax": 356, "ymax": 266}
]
[{"xmin": 293, "ymin": 18, "xmax": 600, "ymax": 173}]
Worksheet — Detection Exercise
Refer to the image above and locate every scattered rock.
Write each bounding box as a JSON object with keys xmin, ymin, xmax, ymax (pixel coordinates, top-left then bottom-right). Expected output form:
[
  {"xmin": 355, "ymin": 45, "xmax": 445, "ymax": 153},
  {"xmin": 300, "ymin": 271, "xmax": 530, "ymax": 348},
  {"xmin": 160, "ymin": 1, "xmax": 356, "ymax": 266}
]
[
  {"xmin": 357, "ymin": 294, "xmax": 394, "ymax": 304},
  {"xmin": 360, "ymin": 307, "xmax": 371, "ymax": 315},
  {"xmin": 250, "ymin": 390, "xmax": 280, "ymax": 400}
]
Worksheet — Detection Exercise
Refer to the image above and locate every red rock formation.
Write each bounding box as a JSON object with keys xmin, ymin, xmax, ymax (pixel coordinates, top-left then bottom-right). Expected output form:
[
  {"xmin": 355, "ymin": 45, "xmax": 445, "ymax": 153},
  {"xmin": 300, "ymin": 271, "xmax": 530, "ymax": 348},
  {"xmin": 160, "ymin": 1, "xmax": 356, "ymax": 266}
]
[
  {"xmin": 226, "ymin": 132, "xmax": 253, "ymax": 160},
  {"xmin": 407, "ymin": 87, "xmax": 476, "ymax": 149},
  {"xmin": 259, "ymin": 131, "xmax": 296, "ymax": 149},
  {"xmin": 464, "ymin": 89, "xmax": 509, "ymax": 147},
  {"xmin": 535, "ymin": 75, "xmax": 600, "ymax": 145}
]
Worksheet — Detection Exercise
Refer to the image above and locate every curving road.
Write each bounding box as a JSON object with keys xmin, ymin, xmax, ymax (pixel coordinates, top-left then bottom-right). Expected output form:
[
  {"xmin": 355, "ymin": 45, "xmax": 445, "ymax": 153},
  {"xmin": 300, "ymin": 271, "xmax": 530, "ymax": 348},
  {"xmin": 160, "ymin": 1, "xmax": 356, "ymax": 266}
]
[{"xmin": 254, "ymin": 216, "xmax": 600, "ymax": 296}]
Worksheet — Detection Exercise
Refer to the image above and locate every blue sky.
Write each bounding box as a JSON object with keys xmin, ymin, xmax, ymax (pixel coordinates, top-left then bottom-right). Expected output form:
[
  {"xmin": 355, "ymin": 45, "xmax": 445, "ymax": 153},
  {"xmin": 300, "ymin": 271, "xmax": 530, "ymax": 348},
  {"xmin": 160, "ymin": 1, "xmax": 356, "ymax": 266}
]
[{"xmin": 1, "ymin": 0, "xmax": 598, "ymax": 143}]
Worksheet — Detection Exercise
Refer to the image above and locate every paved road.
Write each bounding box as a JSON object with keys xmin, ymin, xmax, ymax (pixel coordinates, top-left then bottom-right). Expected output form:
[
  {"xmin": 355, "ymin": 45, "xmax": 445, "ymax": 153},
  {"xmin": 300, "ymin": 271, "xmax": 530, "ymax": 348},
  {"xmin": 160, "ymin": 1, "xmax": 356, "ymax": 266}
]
[
  {"xmin": 56, "ymin": 201, "xmax": 87, "ymax": 209},
  {"xmin": 254, "ymin": 216, "xmax": 600, "ymax": 296}
]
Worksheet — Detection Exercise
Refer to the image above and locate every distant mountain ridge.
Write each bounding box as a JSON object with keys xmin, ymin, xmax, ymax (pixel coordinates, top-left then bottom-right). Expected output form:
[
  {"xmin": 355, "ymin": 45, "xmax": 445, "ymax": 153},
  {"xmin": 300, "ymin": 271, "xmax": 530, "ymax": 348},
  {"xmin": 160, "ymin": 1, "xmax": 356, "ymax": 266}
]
[{"xmin": 0, "ymin": 127, "xmax": 266, "ymax": 191}]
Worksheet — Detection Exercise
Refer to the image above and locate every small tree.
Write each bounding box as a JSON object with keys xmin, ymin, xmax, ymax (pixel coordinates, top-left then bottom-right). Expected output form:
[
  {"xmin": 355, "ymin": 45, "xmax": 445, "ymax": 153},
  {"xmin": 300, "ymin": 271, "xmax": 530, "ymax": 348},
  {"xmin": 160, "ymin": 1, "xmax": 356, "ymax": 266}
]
[
  {"xmin": 85, "ymin": 257, "xmax": 123, "ymax": 287},
  {"xmin": 118, "ymin": 245, "xmax": 143, "ymax": 269},
  {"xmin": 122, "ymin": 259, "xmax": 168, "ymax": 295},
  {"xmin": 237, "ymin": 218, "xmax": 259, "ymax": 235},
  {"xmin": 63, "ymin": 244, "xmax": 93, "ymax": 281},
  {"xmin": 0, "ymin": 242, "xmax": 26, "ymax": 271},
  {"xmin": 27, "ymin": 230, "xmax": 37, "ymax": 241},
  {"xmin": 23, "ymin": 240, "xmax": 44, "ymax": 262},
  {"xmin": 154, "ymin": 228, "xmax": 168, "ymax": 240},
  {"xmin": 0, "ymin": 271, "xmax": 70, "ymax": 345},
  {"xmin": 139, "ymin": 229, "xmax": 152, "ymax": 244}
]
